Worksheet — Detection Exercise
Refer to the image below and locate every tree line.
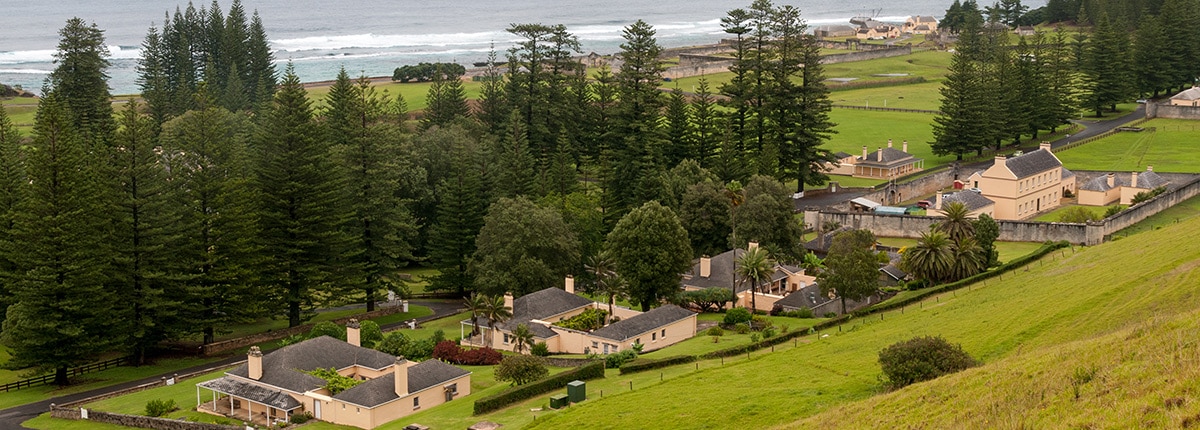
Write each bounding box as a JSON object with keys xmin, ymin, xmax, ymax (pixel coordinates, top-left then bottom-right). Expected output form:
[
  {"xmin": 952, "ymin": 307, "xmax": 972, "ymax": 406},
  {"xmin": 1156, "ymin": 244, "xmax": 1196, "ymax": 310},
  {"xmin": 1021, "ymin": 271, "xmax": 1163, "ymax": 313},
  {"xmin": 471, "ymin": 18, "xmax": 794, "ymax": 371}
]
[
  {"xmin": 931, "ymin": 0, "xmax": 1200, "ymax": 160},
  {"xmin": 0, "ymin": 0, "xmax": 831, "ymax": 383}
]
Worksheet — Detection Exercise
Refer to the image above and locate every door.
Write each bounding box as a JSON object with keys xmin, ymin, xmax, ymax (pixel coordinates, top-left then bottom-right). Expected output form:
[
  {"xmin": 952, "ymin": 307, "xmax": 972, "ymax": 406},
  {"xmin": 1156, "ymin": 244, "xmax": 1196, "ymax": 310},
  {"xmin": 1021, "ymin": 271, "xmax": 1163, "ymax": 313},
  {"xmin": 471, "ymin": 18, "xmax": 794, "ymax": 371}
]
[{"xmin": 313, "ymin": 400, "xmax": 321, "ymax": 419}]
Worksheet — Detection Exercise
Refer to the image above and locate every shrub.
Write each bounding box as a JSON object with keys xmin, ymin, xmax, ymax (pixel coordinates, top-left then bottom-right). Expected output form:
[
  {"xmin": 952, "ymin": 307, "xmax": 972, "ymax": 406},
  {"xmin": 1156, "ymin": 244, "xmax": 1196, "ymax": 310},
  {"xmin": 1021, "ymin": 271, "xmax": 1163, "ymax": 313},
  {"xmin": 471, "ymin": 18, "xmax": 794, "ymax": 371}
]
[
  {"xmin": 751, "ymin": 315, "xmax": 773, "ymax": 331},
  {"xmin": 761, "ymin": 327, "xmax": 777, "ymax": 339},
  {"xmin": 781, "ymin": 308, "xmax": 814, "ymax": 318},
  {"xmin": 824, "ymin": 312, "xmax": 838, "ymax": 318},
  {"xmin": 530, "ymin": 342, "xmax": 550, "ymax": 357},
  {"xmin": 554, "ymin": 308, "xmax": 607, "ymax": 331},
  {"xmin": 458, "ymin": 347, "xmax": 503, "ymax": 365},
  {"xmin": 433, "ymin": 340, "xmax": 464, "ymax": 362},
  {"xmin": 309, "ymin": 321, "xmax": 346, "ymax": 341},
  {"xmin": 307, "ymin": 367, "xmax": 364, "ymax": 394},
  {"xmin": 430, "ymin": 329, "xmax": 446, "ymax": 344},
  {"xmin": 495, "ymin": 355, "xmax": 549, "ymax": 386},
  {"xmin": 376, "ymin": 331, "xmax": 409, "ymax": 356},
  {"xmin": 706, "ymin": 326, "xmax": 725, "ymax": 336},
  {"xmin": 1103, "ymin": 205, "xmax": 1126, "ymax": 218},
  {"xmin": 878, "ymin": 335, "xmax": 978, "ymax": 389},
  {"xmin": 290, "ymin": 412, "xmax": 313, "ymax": 424},
  {"xmin": 473, "ymin": 361, "xmax": 606, "ymax": 414},
  {"xmin": 676, "ymin": 287, "xmax": 736, "ymax": 312},
  {"xmin": 359, "ymin": 320, "xmax": 383, "ymax": 349},
  {"xmin": 750, "ymin": 333, "xmax": 761, "ymax": 342},
  {"xmin": 605, "ymin": 349, "xmax": 638, "ymax": 369},
  {"xmin": 619, "ymin": 355, "xmax": 696, "ymax": 375},
  {"xmin": 1058, "ymin": 206, "xmax": 1100, "ymax": 223},
  {"xmin": 733, "ymin": 323, "xmax": 751, "ymax": 334},
  {"xmin": 769, "ymin": 304, "xmax": 784, "ymax": 316},
  {"xmin": 1131, "ymin": 186, "xmax": 1167, "ymax": 205},
  {"xmin": 723, "ymin": 308, "xmax": 752, "ymax": 325},
  {"xmin": 145, "ymin": 399, "xmax": 178, "ymax": 417},
  {"xmin": 402, "ymin": 338, "xmax": 436, "ymax": 361}
]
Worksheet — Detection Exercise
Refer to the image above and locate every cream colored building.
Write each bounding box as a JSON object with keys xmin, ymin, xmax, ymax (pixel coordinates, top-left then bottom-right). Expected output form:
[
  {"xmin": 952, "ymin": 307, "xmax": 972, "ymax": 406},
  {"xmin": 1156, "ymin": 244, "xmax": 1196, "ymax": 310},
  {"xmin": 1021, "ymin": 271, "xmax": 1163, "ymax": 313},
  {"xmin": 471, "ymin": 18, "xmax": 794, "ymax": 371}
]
[
  {"xmin": 929, "ymin": 189, "xmax": 996, "ymax": 218},
  {"xmin": 904, "ymin": 16, "xmax": 939, "ymax": 34},
  {"xmin": 824, "ymin": 140, "xmax": 924, "ymax": 180},
  {"xmin": 463, "ymin": 282, "xmax": 697, "ymax": 355},
  {"xmin": 197, "ymin": 328, "xmax": 471, "ymax": 429},
  {"xmin": 965, "ymin": 142, "xmax": 1076, "ymax": 220},
  {"xmin": 1077, "ymin": 167, "xmax": 1170, "ymax": 206},
  {"xmin": 1170, "ymin": 87, "xmax": 1200, "ymax": 107},
  {"xmin": 681, "ymin": 243, "xmax": 817, "ymax": 313}
]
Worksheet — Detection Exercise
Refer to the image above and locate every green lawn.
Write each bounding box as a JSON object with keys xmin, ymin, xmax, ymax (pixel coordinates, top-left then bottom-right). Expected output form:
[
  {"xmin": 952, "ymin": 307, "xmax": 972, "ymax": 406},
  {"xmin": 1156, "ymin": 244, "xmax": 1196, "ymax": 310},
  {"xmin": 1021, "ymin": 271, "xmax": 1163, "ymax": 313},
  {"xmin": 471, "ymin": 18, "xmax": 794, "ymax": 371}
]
[
  {"xmin": 397, "ymin": 266, "xmax": 440, "ymax": 294},
  {"xmin": 1057, "ymin": 118, "xmax": 1200, "ymax": 173},
  {"xmin": 663, "ymin": 49, "xmax": 953, "ymax": 94},
  {"xmin": 521, "ymin": 215, "xmax": 1200, "ymax": 429},
  {"xmin": 1033, "ymin": 202, "xmax": 1122, "ymax": 222},
  {"xmin": 874, "ymin": 238, "xmax": 1045, "ymax": 264},
  {"xmin": 828, "ymin": 81, "xmax": 945, "ymax": 111},
  {"xmin": 1, "ymin": 99, "xmax": 37, "ymax": 135},
  {"xmin": 305, "ymin": 79, "xmax": 484, "ymax": 112},
  {"xmin": 0, "ymin": 355, "xmax": 216, "ymax": 410},
  {"xmin": 826, "ymin": 109, "xmax": 951, "ymax": 169}
]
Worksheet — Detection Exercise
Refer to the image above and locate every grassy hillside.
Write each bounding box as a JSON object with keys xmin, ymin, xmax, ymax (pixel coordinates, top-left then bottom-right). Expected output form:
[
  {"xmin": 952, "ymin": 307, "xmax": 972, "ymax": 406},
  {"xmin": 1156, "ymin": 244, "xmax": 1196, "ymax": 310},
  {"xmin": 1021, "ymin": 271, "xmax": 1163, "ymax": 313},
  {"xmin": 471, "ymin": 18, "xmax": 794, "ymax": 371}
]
[
  {"xmin": 1056, "ymin": 118, "xmax": 1200, "ymax": 173},
  {"xmin": 524, "ymin": 215, "xmax": 1200, "ymax": 430}
]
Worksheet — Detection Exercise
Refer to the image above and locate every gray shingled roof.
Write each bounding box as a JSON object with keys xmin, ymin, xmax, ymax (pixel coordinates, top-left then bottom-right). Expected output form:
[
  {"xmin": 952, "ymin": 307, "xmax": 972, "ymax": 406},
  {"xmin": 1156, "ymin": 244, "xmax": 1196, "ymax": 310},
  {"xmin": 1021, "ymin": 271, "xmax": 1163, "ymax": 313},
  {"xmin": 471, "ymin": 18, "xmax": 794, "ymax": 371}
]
[
  {"xmin": 880, "ymin": 264, "xmax": 907, "ymax": 281},
  {"xmin": 1173, "ymin": 87, "xmax": 1200, "ymax": 101},
  {"xmin": 914, "ymin": 15, "xmax": 937, "ymax": 22},
  {"xmin": 858, "ymin": 147, "xmax": 919, "ymax": 167},
  {"xmin": 334, "ymin": 360, "xmax": 470, "ymax": 408},
  {"xmin": 941, "ymin": 191, "xmax": 995, "ymax": 211},
  {"xmin": 1080, "ymin": 174, "xmax": 1128, "ymax": 192},
  {"xmin": 481, "ymin": 288, "xmax": 594, "ymax": 337},
  {"xmin": 1134, "ymin": 170, "xmax": 1169, "ymax": 189},
  {"xmin": 681, "ymin": 248, "xmax": 797, "ymax": 293},
  {"xmin": 590, "ymin": 305, "xmax": 695, "ymax": 341},
  {"xmin": 227, "ymin": 336, "xmax": 398, "ymax": 393},
  {"xmin": 198, "ymin": 377, "xmax": 304, "ymax": 410},
  {"xmin": 1061, "ymin": 167, "xmax": 1075, "ymax": 179},
  {"xmin": 834, "ymin": 151, "xmax": 852, "ymax": 159},
  {"xmin": 1004, "ymin": 149, "xmax": 1062, "ymax": 178},
  {"xmin": 775, "ymin": 283, "xmax": 832, "ymax": 311}
]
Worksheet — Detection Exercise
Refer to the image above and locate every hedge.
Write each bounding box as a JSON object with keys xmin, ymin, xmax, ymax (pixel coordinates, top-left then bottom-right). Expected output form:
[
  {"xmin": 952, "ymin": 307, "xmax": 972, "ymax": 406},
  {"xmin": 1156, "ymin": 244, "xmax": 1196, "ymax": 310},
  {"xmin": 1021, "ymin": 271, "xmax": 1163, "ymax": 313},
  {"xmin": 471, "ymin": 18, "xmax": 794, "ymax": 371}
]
[
  {"xmin": 618, "ymin": 355, "xmax": 697, "ymax": 375},
  {"xmin": 472, "ymin": 360, "xmax": 606, "ymax": 415}
]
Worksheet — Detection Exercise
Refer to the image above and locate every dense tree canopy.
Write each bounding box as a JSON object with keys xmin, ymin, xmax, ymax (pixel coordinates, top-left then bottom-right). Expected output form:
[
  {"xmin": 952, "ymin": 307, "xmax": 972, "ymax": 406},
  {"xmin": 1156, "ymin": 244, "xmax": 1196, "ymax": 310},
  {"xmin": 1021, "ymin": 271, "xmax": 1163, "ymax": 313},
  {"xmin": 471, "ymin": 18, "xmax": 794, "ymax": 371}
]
[{"xmin": 606, "ymin": 201, "xmax": 693, "ymax": 311}]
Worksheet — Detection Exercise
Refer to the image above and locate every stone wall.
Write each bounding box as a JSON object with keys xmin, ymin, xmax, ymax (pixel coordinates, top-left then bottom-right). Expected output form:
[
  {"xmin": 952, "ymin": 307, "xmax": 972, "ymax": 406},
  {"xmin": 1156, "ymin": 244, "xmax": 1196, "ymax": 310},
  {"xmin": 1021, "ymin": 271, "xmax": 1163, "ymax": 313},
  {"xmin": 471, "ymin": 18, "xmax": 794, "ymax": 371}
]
[
  {"xmin": 822, "ymin": 45, "xmax": 912, "ymax": 65},
  {"xmin": 663, "ymin": 60, "xmax": 736, "ymax": 80},
  {"xmin": 202, "ymin": 304, "xmax": 409, "ymax": 356},
  {"xmin": 51, "ymin": 407, "xmax": 241, "ymax": 430},
  {"xmin": 857, "ymin": 166, "xmax": 958, "ymax": 206},
  {"xmin": 816, "ymin": 40, "xmax": 898, "ymax": 51},
  {"xmin": 1147, "ymin": 102, "xmax": 1200, "ymax": 120},
  {"xmin": 1096, "ymin": 175, "xmax": 1200, "ymax": 240},
  {"xmin": 661, "ymin": 43, "xmax": 731, "ymax": 58}
]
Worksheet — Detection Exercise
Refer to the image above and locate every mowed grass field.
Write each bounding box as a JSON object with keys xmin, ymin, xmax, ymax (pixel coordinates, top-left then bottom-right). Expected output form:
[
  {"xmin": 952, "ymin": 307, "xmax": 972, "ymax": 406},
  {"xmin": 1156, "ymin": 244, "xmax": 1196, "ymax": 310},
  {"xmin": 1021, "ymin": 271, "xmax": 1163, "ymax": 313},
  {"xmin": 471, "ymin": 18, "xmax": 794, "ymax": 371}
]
[
  {"xmin": 518, "ymin": 216, "xmax": 1200, "ymax": 429},
  {"xmin": 1056, "ymin": 118, "xmax": 1200, "ymax": 173}
]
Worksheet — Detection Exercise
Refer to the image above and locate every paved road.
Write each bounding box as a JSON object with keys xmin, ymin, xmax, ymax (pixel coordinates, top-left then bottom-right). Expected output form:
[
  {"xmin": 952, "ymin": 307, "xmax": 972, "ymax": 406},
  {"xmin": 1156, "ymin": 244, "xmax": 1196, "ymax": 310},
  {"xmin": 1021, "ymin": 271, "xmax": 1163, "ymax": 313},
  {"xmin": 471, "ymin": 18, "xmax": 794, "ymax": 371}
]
[{"xmin": 0, "ymin": 300, "xmax": 464, "ymax": 430}]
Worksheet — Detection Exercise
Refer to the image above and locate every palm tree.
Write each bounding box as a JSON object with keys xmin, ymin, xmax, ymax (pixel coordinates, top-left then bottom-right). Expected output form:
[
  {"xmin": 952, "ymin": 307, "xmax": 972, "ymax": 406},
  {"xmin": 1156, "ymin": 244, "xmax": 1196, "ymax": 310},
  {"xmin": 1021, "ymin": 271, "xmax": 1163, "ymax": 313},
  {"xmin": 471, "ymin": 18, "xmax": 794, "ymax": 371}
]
[
  {"xmin": 482, "ymin": 295, "xmax": 513, "ymax": 346},
  {"xmin": 800, "ymin": 252, "xmax": 825, "ymax": 276},
  {"xmin": 585, "ymin": 251, "xmax": 625, "ymax": 324},
  {"xmin": 736, "ymin": 246, "xmax": 775, "ymax": 312},
  {"xmin": 511, "ymin": 323, "xmax": 535, "ymax": 354},
  {"xmin": 936, "ymin": 201, "xmax": 975, "ymax": 243},
  {"xmin": 464, "ymin": 293, "xmax": 488, "ymax": 338},
  {"xmin": 902, "ymin": 230, "xmax": 954, "ymax": 283},
  {"xmin": 949, "ymin": 236, "xmax": 986, "ymax": 281},
  {"xmin": 725, "ymin": 181, "xmax": 745, "ymax": 298}
]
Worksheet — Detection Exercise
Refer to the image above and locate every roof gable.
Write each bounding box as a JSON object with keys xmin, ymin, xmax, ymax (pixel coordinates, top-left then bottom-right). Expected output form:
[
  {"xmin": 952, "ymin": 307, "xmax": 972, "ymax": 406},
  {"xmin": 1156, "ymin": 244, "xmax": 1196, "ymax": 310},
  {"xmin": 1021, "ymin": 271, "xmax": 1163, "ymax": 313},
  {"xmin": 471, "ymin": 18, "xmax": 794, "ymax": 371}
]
[
  {"xmin": 590, "ymin": 305, "xmax": 695, "ymax": 341},
  {"xmin": 334, "ymin": 360, "xmax": 471, "ymax": 408},
  {"xmin": 227, "ymin": 336, "xmax": 398, "ymax": 393},
  {"xmin": 1004, "ymin": 149, "xmax": 1063, "ymax": 178}
]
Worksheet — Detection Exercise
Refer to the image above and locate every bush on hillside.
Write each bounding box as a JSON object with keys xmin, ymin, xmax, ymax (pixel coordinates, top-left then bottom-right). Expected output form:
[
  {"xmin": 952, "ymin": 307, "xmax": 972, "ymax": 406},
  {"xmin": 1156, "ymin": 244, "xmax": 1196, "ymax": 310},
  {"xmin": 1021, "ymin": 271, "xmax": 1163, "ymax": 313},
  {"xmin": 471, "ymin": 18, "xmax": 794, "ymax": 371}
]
[
  {"xmin": 309, "ymin": 321, "xmax": 346, "ymax": 341},
  {"xmin": 706, "ymin": 326, "xmax": 725, "ymax": 336},
  {"xmin": 359, "ymin": 320, "xmax": 383, "ymax": 349},
  {"xmin": 723, "ymin": 307, "xmax": 752, "ymax": 325},
  {"xmin": 1058, "ymin": 206, "xmax": 1100, "ymax": 223},
  {"xmin": 878, "ymin": 335, "xmax": 978, "ymax": 389},
  {"xmin": 145, "ymin": 399, "xmax": 178, "ymax": 417},
  {"xmin": 494, "ymin": 355, "xmax": 549, "ymax": 386},
  {"xmin": 530, "ymin": 342, "xmax": 550, "ymax": 357}
]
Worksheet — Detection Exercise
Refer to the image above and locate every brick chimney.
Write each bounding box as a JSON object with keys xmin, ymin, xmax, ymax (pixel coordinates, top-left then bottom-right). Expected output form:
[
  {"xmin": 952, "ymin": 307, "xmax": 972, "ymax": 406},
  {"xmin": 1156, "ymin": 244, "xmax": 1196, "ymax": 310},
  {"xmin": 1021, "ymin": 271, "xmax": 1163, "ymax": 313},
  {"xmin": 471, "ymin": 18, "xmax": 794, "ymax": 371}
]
[
  {"xmin": 862, "ymin": 146, "xmax": 868, "ymax": 159},
  {"xmin": 1040, "ymin": 141, "xmax": 1052, "ymax": 152},
  {"xmin": 935, "ymin": 190, "xmax": 944, "ymax": 210},
  {"xmin": 503, "ymin": 292, "xmax": 513, "ymax": 311},
  {"xmin": 346, "ymin": 319, "xmax": 361, "ymax": 347},
  {"xmin": 887, "ymin": 138, "xmax": 893, "ymax": 148},
  {"xmin": 902, "ymin": 140, "xmax": 908, "ymax": 153},
  {"xmin": 248, "ymin": 346, "xmax": 263, "ymax": 380},
  {"xmin": 394, "ymin": 357, "xmax": 408, "ymax": 397},
  {"xmin": 877, "ymin": 147, "xmax": 883, "ymax": 160},
  {"xmin": 748, "ymin": 241, "xmax": 759, "ymax": 251},
  {"xmin": 995, "ymin": 155, "xmax": 1006, "ymax": 166},
  {"xmin": 1106, "ymin": 172, "xmax": 1115, "ymax": 188},
  {"xmin": 1131, "ymin": 171, "xmax": 1138, "ymax": 188},
  {"xmin": 565, "ymin": 275, "xmax": 575, "ymax": 294},
  {"xmin": 1148, "ymin": 165, "xmax": 1154, "ymax": 172},
  {"xmin": 700, "ymin": 256, "xmax": 711, "ymax": 278}
]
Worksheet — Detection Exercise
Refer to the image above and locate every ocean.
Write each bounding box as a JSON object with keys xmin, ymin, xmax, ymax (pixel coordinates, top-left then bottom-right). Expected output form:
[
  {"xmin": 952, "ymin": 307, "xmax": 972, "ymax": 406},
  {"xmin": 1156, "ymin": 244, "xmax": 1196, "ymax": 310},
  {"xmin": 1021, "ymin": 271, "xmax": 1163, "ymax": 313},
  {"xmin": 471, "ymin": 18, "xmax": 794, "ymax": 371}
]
[{"xmin": 1, "ymin": 0, "xmax": 1045, "ymax": 95}]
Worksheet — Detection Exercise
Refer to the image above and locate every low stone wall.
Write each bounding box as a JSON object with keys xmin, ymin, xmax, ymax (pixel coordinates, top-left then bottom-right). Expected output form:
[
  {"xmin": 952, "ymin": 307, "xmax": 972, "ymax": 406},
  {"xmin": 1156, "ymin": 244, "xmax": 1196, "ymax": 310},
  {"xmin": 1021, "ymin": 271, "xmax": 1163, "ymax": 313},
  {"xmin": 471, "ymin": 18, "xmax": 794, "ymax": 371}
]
[
  {"xmin": 817, "ymin": 40, "xmax": 898, "ymax": 51},
  {"xmin": 822, "ymin": 45, "xmax": 912, "ymax": 65},
  {"xmin": 51, "ymin": 407, "xmax": 241, "ymax": 430},
  {"xmin": 1097, "ymin": 175, "xmax": 1200, "ymax": 240},
  {"xmin": 1146, "ymin": 102, "xmax": 1200, "ymax": 120},
  {"xmin": 661, "ymin": 42, "xmax": 730, "ymax": 58},
  {"xmin": 663, "ymin": 60, "xmax": 736, "ymax": 80},
  {"xmin": 201, "ymin": 304, "xmax": 409, "ymax": 356},
  {"xmin": 858, "ymin": 167, "xmax": 958, "ymax": 206}
]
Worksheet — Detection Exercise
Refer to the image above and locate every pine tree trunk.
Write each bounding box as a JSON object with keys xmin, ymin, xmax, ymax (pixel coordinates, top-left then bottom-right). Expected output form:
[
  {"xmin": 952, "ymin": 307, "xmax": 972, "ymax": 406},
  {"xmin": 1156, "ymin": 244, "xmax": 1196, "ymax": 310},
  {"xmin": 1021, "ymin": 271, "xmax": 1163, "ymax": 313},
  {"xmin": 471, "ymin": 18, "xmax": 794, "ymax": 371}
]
[
  {"xmin": 365, "ymin": 286, "xmax": 376, "ymax": 312},
  {"xmin": 55, "ymin": 365, "xmax": 69, "ymax": 386}
]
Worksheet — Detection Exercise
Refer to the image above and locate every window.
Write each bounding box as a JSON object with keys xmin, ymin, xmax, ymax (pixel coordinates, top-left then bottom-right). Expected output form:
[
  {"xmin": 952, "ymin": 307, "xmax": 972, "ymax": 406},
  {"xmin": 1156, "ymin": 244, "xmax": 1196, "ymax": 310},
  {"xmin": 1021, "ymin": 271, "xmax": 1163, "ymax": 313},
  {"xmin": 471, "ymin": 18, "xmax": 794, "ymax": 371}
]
[
  {"xmin": 413, "ymin": 397, "xmax": 420, "ymax": 410},
  {"xmin": 652, "ymin": 333, "xmax": 657, "ymax": 341},
  {"xmin": 503, "ymin": 333, "xmax": 511, "ymax": 344},
  {"xmin": 447, "ymin": 383, "xmax": 458, "ymax": 395},
  {"xmin": 662, "ymin": 329, "xmax": 667, "ymax": 337}
]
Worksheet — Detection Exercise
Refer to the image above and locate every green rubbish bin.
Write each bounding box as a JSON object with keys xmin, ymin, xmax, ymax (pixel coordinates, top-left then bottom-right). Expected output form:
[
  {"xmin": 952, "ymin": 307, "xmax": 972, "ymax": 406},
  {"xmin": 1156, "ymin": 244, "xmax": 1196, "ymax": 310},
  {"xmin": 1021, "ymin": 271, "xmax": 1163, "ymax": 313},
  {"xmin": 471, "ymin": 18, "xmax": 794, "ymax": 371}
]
[
  {"xmin": 550, "ymin": 394, "xmax": 569, "ymax": 409},
  {"xmin": 567, "ymin": 380, "xmax": 586, "ymax": 403}
]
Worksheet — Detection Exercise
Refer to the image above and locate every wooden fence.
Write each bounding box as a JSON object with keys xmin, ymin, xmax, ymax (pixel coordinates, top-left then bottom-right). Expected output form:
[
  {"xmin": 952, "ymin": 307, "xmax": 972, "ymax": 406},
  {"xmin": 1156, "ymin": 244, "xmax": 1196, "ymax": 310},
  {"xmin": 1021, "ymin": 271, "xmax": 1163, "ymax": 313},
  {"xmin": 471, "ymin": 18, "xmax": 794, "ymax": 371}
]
[
  {"xmin": 1, "ymin": 356, "xmax": 130, "ymax": 392},
  {"xmin": 831, "ymin": 104, "xmax": 941, "ymax": 115}
]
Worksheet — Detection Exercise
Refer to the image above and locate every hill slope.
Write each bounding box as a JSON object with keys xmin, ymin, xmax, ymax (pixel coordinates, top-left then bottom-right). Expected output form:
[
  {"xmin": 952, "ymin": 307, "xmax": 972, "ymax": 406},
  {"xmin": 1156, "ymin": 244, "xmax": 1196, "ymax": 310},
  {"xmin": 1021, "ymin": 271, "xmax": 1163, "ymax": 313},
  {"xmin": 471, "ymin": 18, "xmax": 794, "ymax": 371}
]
[{"xmin": 525, "ymin": 218, "xmax": 1200, "ymax": 430}]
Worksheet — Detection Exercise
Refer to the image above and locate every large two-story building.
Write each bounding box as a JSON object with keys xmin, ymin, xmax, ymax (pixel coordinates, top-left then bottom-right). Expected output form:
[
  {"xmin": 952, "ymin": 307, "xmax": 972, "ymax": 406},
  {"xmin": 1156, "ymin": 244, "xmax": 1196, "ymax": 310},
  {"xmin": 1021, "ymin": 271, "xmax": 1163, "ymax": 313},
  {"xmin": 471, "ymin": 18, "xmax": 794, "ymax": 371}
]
[{"xmin": 964, "ymin": 143, "xmax": 1076, "ymax": 220}]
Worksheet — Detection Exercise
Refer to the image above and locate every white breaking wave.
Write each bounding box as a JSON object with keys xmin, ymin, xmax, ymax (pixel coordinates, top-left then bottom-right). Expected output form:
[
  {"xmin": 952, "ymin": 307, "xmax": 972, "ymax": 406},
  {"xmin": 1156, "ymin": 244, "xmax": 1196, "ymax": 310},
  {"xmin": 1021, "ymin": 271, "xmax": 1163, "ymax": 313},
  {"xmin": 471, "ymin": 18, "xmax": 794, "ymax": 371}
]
[
  {"xmin": 0, "ymin": 45, "xmax": 140, "ymax": 65},
  {"xmin": 271, "ymin": 31, "xmax": 516, "ymax": 52},
  {"xmin": 0, "ymin": 68, "xmax": 52, "ymax": 74}
]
